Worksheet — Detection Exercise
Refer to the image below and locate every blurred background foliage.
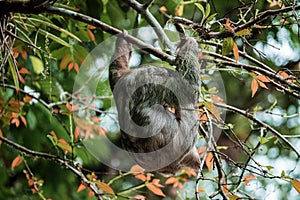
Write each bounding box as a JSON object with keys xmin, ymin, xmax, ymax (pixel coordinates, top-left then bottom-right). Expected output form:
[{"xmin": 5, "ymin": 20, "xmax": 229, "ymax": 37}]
[{"xmin": 0, "ymin": 0, "xmax": 299, "ymax": 199}]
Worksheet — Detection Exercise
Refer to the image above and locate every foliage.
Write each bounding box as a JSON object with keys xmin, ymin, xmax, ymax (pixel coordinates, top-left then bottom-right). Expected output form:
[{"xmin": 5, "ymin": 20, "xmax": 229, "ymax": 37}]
[{"xmin": 0, "ymin": 0, "xmax": 300, "ymax": 199}]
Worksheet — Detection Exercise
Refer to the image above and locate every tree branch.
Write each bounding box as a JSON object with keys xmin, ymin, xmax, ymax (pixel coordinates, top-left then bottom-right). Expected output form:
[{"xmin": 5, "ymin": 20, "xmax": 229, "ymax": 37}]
[{"xmin": 0, "ymin": 135, "xmax": 103, "ymax": 200}]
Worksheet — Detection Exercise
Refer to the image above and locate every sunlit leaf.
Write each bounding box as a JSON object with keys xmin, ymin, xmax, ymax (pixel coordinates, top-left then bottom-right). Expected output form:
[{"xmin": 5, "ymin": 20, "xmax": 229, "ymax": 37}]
[
  {"xmin": 195, "ymin": 3, "xmax": 205, "ymax": 17},
  {"xmin": 251, "ymin": 79, "xmax": 259, "ymax": 97},
  {"xmin": 11, "ymin": 155, "xmax": 23, "ymax": 169},
  {"xmin": 29, "ymin": 56, "xmax": 44, "ymax": 74},
  {"xmin": 132, "ymin": 195, "xmax": 146, "ymax": 199},
  {"xmin": 96, "ymin": 181, "xmax": 115, "ymax": 195},
  {"xmin": 258, "ymin": 136, "xmax": 269, "ymax": 144},
  {"xmin": 146, "ymin": 183, "xmax": 166, "ymax": 197},
  {"xmin": 205, "ymin": 3, "xmax": 210, "ymax": 17},
  {"xmin": 152, "ymin": 179, "xmax": 164, "ymax": 188},
  {"xmin": 165, "ymin": 177, "xmax": 177, "ymax": 184},
  {"xmin": 175, "ymin": 4, "xmax": 184, "ymax": 16},
  {"xmin": 228, "ymin": 194, "xmax": 241, "ymax": 200},
  {"xmin": 256, "ymin": 75, "xmax": 270, "ymax": 82},
  {"xmin": 222, "ymin": 37, "xmax": 234, "ymax": 56},
  {"xmin": 291, "ymin": 179, "xmax": 300, "ymax": 194},
  {"xmin": 57, "ymin": 138, "xmax": 72, "ymax": 153},
  {"xmin": 77, "ymin": 183, "xmax": 87, "ymax": 192},
  {"xmin": 205, "ymin": 152, "xmax": 214, "ymax": 171},
  {"xmin": 135, "ymin": 174, "xmax": 147, "ymax": 182}
]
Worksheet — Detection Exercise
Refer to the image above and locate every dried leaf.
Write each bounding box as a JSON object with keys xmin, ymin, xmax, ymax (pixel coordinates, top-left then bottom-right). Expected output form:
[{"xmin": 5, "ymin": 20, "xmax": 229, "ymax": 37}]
[
  {"xmin": 96, "ymin": 181, "xmax": 115, "ymax": 195},
  {"xmin": 77, "ymin": 183, "xmax": 87, "ymax": 192},
  {"xmin": 251, "ymin": 79, "xmax": 259, "ymax": 97},
  {"xmin": 233, "ymin": 42, "xmax": 239, "ymax": 62},
  {"xmin": 11, "ymin": 155, "xmax": 23, "ymax": 169},
  {"xmin": 205, "ymin": 152, "xmax": 214, "ymax": 171},
  {"xmin": 244, "ymin": 174, "xmax": 256, "ymax": 185},
  {"xmin": 146, "ymin": 183, "xmax": 166, "ymax": 197},
  {"xmin": 130, "ymin": 164, "xmax": 145, "ymax": 175},
  {"xmin": 291, "ymin": 179, "xmax": 300, "ymax": 194}
]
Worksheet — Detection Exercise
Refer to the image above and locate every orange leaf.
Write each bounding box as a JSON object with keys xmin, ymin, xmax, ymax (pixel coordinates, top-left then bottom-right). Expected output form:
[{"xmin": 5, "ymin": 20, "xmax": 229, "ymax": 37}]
[
  {"xmin": 146, "ymin": 183, "xmax": 166, "ymax": 197},
  {"xmin": 135, "ymin": 174, "xmax": 147, "ymax": 182},
  {"xmin": 87, "ymin": 24, "xmax": 96, "ymax": 29},
  {"xmin": 23, "ymin": 95, "xmax": 33, "ymax": 103},
  {"xmin": 198, "ymin": 187, "xmax": 205, "ymax": 192},
  {"xmin": 57, "ymin": 138, "xmax": 72, "ymax": 153},
  {"xmin": 258, "ymin": 81, "xmax": 268, "ymax": 89},
  {"xmin": 88, "ymin": 190, "xmax": 95, "ymax": 197},
  {"xmin": 175, "ymin": 4, "xmax": 184, "ymax": 16},
  {"xmin": 233, "ymin": 42, "xmax": 239, "ymax": 62},
  {"xmin": 205, "ymin": 152, "xmax": 214, "ymax": 171},
  {"xmin": 11, "ymin": 118, "xmax": 20, "ymax": 127},
  {"xmin": 0, "ymin": 129, "xmax": 2, "ymax": 145},
  {"xmin": 131, "ymin": 164, "xmax": 145, "ymax": 175},
  {"xmin": 256, "ymin": 75, "xmax": 270, "ymax": 82},
  {"xmin": 20, "ymin": 115, "xmax": 27, "ymax": 127},
  {"xmin": 68, "ymin": 61, "xmax": 74, "ymax": 72},
  {"xmin": 87, "ymin": 29, "xmax": 95, "ymax": 42},
  {"xmin": 20, "ymin": 49, "xmax": 28, "ymax": 60},
  {"xmin": 132, "ymin": 195, "xmax": 146, "ymax": 199},
  {"xmin": 244, "ymin": 174, "xmax": 256, "ymax": 186},
  {"xmin": 291, "ymin": 179, "xmax": 300, "ymax": 194},
  {"xmin": 251, "ymin": 79, "xmax": 259, "ymax": 97},
  {"xmin": 11, "ymin": 155, "xmax": 23, "ymax": 169},
  {"xmin": 60, "ymin": 54, "xmax": 72, "ymax": 71},
  {"xmin": 77, "ymin": 183, "xmax": 87, "ymax": 192},
  {"xmin": 74, "ymin": 126, "xmax": 80, "ymax": 140},
  {"xmin": 165, "ymin": 177, "xmax": 177, "ymax": 185},
  {"xmin": 152, "ymin": 179, "xmax": 164, "ymax": 188},
  {"xmin": 73, "ymin": 62, "xmax": 79, "ymax": 73},
  {"xmin": 66, "ymin": 102, "xmax": 72, "ymax": 111},
  {"xmin": 96, "ymin": 181, "xmax": 115, "ymax": 195},
  {"xmin": 279, "ymin": 71, "xmax": 289, "ymax": 79},
  {"xmin": 19, "ymin": 67, "xmax": 31, "ymax": 74},
  {"xmin": 49, "ymin": 131, "xmax": 58, "ymax": 141}
]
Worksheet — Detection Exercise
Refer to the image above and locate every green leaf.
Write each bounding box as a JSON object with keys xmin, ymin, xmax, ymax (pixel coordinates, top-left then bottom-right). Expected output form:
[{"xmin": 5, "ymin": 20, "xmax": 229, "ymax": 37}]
[
  {"xmin": 265, "ymin": 165, "xmax": 274, "ymax": 171},
  {"xmin": 205, "ymin": 3, "xmax": 211, "ymax": 18},
  {"xmin": 258, "ymin": 136, "xmax": 269, "ymax": 144},
  {"xmin": 222, "ymin": 37, "xmax": 234, "ymax": 56},
  {"xmin": 8, "ymin": 56, "xmax": 19, "ymax": 91},
  {"xmin": 195, "ymin": 3, "xmax": 205, "ymax": 17},
  {"xmin": 236, "ymin": 29, "xmax": 251, "ymax": 36},
  {"xmin": 30, "ymin": 56, "xmax": 44, "ymax": 74}
]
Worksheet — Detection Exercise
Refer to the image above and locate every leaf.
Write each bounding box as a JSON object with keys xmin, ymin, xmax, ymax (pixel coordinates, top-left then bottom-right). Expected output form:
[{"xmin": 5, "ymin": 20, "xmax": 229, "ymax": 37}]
[
  {"xmin": 29, "ymin": 56, "xmax": 44, "ymax": 74},
  {"xmin": 290, "ymin": 179, "xmax": 300, "ymax": 194},
  {"xmin": 256, "ymin": 75, "xmax": 270, "ymax": 82},
  {"xmin": 130, "ymin": 164, "xmax": 145, "ymax": 175},
  {"xmin": 258, "ymin": 81, "xmax": 268, "ymax": 89},
  {"xmin": 235, "ymin": 29, "xmax": 251, "ymax": 36},
  {"xmin": 19, "ymin": 67, "xmax": 31, "ymax": 74},
  {"xmin": 0, "ymin": 129, "xmax": 2, "ymax": 145},
  {"xmin": 96, "ymin": 181, "xmax": 115, "ymax": 195},
  {"xmin": 60, "ymin": 54, "xmax": 72, "ymax": 71},
  {"xmin": 251, "ymin": 79, "xmax": 259, "ymax": 97},
  {"xmin": 205, "ymin": 152, "xmax": 214, "ymax": 171},
  {"xmin": 11, "ymin": 155, "xmax": 23, "ymax": 169},
  {"xmin": 77, "ymin": 183, "xmax": 87, "ymax": 192},
  {"xmin": 233, "ymin": 42, "xmax": 239, "ymax": 62},
  {"xmin": 146, "ymin": 183, "xmax": 166, "ymax": 197},
  {"xmin": 20, "ymin": 115, "xmax": 27, "ymax": 127},
  {"xmin": 175, "ymin": 4, "xmax": 184, "ymax": 16},
  {"xmin": 152, "ymin": 179, "xmax": 164, "ymax": 188},
  {"xmin": 205, "ymin": 3, "xmax": 211, "ymax": 18},
  {"xmin": 132, "ymin": 195, "xmax": 146, "ymax": 199},
  {"xmin": 195, "ymin": 3, "xmax": 205, "ymax": 17},
  {"xmin": 198, "ymin": 187, "xmax": 205, "ymax": 192},
  {"xmin": 204, "ymin": 102, "xmax": 222, "ymax": 121},
  {"xmin": 11, "ymin": 118, "xmax": 20, "ymax": 127},
  {"xmin": 165, "ymin": 177, "xmax": 177, "ymax": 184},
  {"xmin": 87, "ymin": 29, "xmax": 96, "ymax": 42},
  {"xmin": 134, "ymin": 174, "xmax": 147, "ymax": 182},
  {"xmin": 244, "ymin": 174, "xmax": 256, "ymax": 185},
  {"xmin": 279, "ymin": 71, "xmax": 289, "ymax": 79},
  {"xmin": 222, "ymin": 37, "xmax": 234, "ymax": 56},
  {"xmin": 228, "ymin": 194, "xmax": 241, "ymax": 200},
  {"xmin": 57, "ymin": 138, "xmax": 72, "ymax": 153},
  {"xmin": 258, "ymin": 136, "xmax": 269, "ymax": 144},
  {"xmin": 8, "ymin": 56, "xmax": 19, "ymax": 92}
]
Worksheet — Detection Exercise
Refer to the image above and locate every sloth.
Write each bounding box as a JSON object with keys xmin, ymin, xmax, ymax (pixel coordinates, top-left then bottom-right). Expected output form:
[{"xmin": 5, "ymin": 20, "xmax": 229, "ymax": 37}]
[{"xmin": 109, "ymin": 35, "xmax": 201, "ymax": 174}]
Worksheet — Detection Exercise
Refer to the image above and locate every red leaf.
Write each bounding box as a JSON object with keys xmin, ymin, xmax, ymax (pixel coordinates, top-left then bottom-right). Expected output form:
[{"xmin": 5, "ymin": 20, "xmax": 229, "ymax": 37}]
[
  {"xmin": 146, "ymin": 183, "xmax": 166, "ymax": 197},
  {"xmin": 251, "ymin": 79, "xmax": 259, "ymax": 97},
  {"xmin": 11, "ymin": 155, "xmax": 23, "ymax": 169}
]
